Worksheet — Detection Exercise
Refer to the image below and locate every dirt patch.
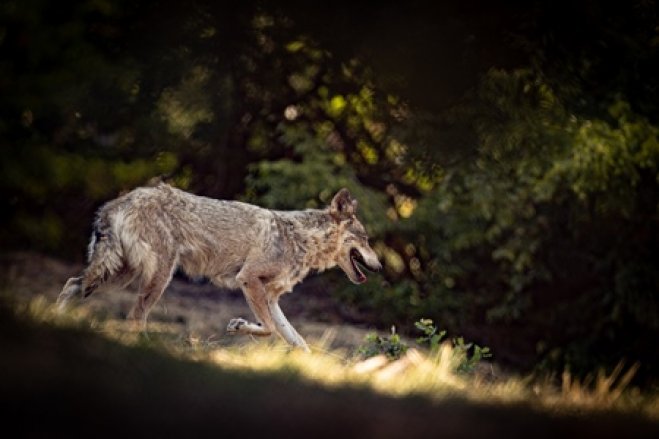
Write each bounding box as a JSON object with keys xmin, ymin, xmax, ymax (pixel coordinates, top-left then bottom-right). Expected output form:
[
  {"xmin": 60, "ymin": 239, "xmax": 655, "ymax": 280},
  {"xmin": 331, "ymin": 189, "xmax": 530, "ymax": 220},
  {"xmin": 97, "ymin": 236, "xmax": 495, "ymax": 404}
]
[{"xmin": 1, "ymin": 251, "xmax": 384, "ymax": 351}]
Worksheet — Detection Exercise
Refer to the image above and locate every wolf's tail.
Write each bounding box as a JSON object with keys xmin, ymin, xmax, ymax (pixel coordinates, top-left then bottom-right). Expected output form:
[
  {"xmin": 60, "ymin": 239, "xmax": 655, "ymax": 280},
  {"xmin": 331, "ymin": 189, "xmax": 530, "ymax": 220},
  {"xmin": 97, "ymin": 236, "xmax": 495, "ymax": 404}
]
[{"xmin": 81, "ymin": 216, "xmax": 125, "ymax": 298}]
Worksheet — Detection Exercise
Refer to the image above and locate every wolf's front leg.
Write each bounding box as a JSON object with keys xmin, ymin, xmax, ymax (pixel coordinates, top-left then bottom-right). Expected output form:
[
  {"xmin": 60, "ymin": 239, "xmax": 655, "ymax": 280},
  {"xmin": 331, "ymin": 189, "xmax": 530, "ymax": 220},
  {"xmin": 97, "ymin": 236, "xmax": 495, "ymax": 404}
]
[
  {"xmin": 229, "ymin": 264, "xmax": 309, "ymax": 352},
  {"xmin": 226, "ymin": 317, "xmax": 271, "ymax": 336},
  {"xmin": 228, "ymin": 266, "xmax": 277, "ymax": 337},
  {"xmin": 268, "ymin": 300, "xmax": 310, "ymax": 353}
]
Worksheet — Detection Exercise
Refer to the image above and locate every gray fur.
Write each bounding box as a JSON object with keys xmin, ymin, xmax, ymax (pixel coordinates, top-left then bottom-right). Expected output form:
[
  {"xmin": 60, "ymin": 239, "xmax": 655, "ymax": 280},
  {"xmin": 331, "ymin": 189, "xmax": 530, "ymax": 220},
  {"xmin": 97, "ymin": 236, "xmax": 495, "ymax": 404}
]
[{"xmin": 56, "ymin": 183, "xmax": 381, "ymax": 351}]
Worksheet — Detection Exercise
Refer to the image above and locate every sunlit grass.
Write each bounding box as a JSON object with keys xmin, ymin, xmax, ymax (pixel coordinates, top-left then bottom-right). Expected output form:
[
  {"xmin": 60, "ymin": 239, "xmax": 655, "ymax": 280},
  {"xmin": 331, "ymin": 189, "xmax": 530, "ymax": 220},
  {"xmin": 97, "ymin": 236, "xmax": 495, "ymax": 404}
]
[{"xmin": 15, "ymin": 295, "xmax": 659, "ymax": 420}]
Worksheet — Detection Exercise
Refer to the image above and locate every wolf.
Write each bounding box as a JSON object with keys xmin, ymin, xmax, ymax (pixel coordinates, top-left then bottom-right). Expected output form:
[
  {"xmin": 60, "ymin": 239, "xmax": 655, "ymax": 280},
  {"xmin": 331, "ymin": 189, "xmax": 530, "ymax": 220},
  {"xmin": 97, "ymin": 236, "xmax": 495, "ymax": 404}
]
[{"xmin": 56, "ymin": 184, "xmax": 381, "ymax": 351}]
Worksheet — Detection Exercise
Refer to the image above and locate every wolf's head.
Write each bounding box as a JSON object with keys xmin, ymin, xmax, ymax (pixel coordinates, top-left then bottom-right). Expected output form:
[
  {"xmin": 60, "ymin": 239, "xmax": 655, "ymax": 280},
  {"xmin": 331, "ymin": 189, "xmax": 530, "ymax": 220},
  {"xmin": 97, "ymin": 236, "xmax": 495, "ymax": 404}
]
[{"xmin": 329, "ymin": 188, "xmax": 382, "ymax": 284}]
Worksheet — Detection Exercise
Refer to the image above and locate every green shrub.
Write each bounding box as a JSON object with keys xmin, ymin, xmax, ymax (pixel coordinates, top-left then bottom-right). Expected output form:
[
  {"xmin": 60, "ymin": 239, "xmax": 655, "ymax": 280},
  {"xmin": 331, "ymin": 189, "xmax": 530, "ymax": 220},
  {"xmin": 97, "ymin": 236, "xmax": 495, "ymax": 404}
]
[
  {"xmin": 357, "ymin": 318, "xmax": 493, "ymax": 374},
  {"xmin": 415, "ymin": 318, "xmax": 492, "ymax": 373},
  {"xmin": 357, "ymin": 326, "xmax": 408, "ymax": 360}
]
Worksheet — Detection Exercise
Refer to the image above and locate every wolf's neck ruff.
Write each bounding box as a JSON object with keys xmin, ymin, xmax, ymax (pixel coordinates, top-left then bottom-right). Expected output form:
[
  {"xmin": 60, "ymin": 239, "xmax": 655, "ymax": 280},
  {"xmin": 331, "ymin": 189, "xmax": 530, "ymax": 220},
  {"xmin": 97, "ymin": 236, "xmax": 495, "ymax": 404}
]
[{"xmin": 274, "ymin": 209, "xmax": 342, "ymax": 275}]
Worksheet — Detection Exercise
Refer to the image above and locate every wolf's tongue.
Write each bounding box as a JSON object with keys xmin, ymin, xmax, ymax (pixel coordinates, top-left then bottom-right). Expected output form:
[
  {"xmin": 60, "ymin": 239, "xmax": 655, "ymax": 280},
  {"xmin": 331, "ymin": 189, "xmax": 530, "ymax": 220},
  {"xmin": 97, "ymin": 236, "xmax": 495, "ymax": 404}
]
[{"xmin": 352, "ymin": 257, "xmax": 367, "ymax": 283}]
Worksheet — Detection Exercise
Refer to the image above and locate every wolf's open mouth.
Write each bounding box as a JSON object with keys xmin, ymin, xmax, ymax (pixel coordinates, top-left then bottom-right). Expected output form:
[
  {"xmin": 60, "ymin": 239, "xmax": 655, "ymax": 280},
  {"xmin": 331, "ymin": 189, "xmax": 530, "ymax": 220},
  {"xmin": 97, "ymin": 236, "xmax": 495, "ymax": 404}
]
[{"xmin": 350, "ymin": 248, "xmax": 369, "ymax": 283}]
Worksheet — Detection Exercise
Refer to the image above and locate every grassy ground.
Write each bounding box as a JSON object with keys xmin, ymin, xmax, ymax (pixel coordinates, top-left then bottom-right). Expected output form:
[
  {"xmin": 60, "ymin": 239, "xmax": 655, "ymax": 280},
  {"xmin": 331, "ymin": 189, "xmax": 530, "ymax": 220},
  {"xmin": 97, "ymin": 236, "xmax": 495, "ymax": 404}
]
[
  {"xmin": 2, "ymin": 297, "xmax": 659, "ymax": 438},
  {"xmin": 2, "ymin": 252, "xmax": 659, "ymax": 437}
]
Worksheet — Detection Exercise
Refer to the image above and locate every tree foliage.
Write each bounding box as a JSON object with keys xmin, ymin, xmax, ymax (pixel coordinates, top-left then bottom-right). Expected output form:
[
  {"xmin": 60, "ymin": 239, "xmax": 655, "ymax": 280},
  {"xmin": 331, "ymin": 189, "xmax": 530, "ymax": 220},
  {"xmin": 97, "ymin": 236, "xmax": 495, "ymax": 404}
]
[{"xmin": 1, "ymin": 0, "xmax": 657, "ymax": 382}]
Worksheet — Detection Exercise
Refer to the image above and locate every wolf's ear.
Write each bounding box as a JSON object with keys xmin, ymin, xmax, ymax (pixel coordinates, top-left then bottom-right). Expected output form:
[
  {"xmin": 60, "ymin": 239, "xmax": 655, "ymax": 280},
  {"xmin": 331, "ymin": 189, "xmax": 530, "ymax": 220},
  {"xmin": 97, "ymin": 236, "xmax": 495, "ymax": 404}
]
[{"xmin": 330, "ymin": 188, "xmax": 357, "ymax": 221}]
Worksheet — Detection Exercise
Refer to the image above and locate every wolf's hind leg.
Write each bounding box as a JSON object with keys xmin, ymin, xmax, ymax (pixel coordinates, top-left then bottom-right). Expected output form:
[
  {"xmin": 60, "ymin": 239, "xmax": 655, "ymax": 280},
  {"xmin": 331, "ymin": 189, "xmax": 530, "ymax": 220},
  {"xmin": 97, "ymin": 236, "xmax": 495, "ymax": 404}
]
[
  {"xmin": 56, "ymin": 276, "xmax": 83, "ymax": 312},
  {"xmin": 127, "ymin": 256, "xmax": 177, "ymax": 331}
]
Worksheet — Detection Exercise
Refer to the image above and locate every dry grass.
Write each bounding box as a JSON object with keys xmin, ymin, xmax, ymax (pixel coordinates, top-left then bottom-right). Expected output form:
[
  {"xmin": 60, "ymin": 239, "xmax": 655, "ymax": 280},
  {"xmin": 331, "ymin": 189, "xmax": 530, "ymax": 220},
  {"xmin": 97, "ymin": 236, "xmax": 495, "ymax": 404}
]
[{"xmin": 16, "ymin": 294, "xmax": 659, "ymax": 421}]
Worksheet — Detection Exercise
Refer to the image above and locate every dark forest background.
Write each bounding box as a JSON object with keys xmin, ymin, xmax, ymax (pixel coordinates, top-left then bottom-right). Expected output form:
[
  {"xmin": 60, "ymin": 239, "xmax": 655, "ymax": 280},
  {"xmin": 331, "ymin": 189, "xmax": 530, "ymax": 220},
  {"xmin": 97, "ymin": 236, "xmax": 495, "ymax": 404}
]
[{"xmin": 1, "ymin": 0, "xmax": 657, "ymax": 383}]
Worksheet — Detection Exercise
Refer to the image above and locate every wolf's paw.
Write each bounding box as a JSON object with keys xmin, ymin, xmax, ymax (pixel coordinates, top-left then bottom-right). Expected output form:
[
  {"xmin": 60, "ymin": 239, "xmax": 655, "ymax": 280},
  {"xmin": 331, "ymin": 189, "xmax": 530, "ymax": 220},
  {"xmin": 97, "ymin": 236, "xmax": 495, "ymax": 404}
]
[{"xmin": 226, "ymin": 318, "xmax": 248, "ymax": 334}]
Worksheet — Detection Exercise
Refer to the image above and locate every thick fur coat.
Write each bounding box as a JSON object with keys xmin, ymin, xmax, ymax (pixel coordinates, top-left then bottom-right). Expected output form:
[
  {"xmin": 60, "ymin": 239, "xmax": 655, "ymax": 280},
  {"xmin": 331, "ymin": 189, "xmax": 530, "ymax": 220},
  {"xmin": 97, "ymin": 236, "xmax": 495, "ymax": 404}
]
[{"xmin": 57, "ymin": 184, "xmax": 381, "ymax": 350}]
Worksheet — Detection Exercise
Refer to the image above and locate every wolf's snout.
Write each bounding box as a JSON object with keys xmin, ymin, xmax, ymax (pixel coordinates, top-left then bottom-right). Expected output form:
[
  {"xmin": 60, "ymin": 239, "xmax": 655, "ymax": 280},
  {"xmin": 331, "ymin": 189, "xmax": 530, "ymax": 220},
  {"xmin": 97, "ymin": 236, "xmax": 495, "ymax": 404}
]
[
  {"xmin": 357, "ymin": 249, "xmax": 382, "ymax": 272},
  {"xmin": 364, "ymin": 258, "xmax": 382, "ymax": 272}
]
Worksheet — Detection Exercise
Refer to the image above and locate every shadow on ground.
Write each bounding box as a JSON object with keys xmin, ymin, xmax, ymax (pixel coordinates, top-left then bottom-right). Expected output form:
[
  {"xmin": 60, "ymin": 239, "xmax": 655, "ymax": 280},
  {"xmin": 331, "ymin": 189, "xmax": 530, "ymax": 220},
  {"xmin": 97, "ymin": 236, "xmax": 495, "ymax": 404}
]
[{"xmin": 1, "ymin": 300, "xmax": 658, "ymax": 439}]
